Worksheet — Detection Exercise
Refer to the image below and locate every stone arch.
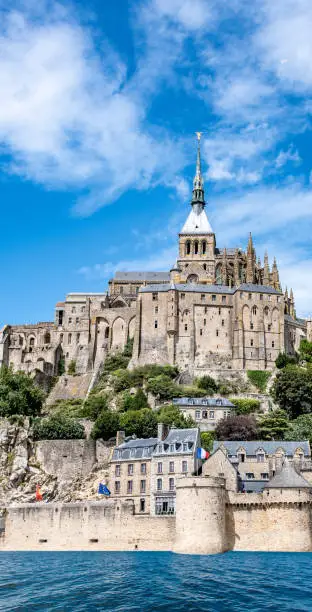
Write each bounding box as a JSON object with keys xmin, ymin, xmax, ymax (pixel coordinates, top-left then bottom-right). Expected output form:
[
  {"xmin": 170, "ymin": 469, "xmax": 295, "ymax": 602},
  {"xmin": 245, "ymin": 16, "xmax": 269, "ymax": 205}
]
[
  {"xmin": 187, "ymin": 274, "xmax": 199, "ymax": 284},
  {"xmin": 185, "ymin": 240, "xmax": 191, "ymax": 255},
  {"xmin": 194, "ymin": 240, "xmax": 199, "ymax": 255},
  {"xmin": 44, "ymin": 331, "xmax": 51, "ymax": 344},
  {"xmin": 36, "ymin": 357, "xmax": 45, "ymax": 372},
  {"xmin": 112, "ymin": 316, "xmax": 127, "ymax": 349},
  {"xmin": 201, "ymin": 240, "xmax": 207, "ymax": 255},
  {"xmin": 128, "ymin": 317, "xmax": 136, "ymax": 339},
  {"xmin": 215, "ymin": 264, "xmax": 222, "ymax": 285},
  {"xmin": 111, "ymin": 296, "xmax": 128, "ymax": 308}
]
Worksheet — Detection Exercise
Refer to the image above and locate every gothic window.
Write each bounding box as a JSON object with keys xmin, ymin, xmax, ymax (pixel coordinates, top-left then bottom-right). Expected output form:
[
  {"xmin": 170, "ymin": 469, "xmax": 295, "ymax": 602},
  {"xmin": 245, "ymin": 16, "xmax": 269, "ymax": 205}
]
[
  {"xmin": 194, "ymin": 241, "xmax": 199, "ymax": 255},
  {"xmin": 29, "ymin": 337, "xmax": 35, "ymax": 347},
  {"xmin": 44, "ymin": 332, "xmax": 51, "ymax": 344},
  {"xmin": 215, "ymin": 265, "xmax": 222, "ymax": 285},
  {"xmin": 202, "ymin": 241, "xmax": 207, "ymax": 255},
  {"xmin": 185, "ymin": 241, "xmax": 191, "ymax": 255},
  {"xmin": 252, "ymin": 306, "xmax": 257, "ymax": 315}
]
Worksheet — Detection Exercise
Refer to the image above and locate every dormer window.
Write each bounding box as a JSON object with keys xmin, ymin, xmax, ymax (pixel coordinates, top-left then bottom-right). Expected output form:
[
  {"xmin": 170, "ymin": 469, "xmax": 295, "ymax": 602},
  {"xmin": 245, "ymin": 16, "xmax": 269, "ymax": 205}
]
[
  {"xmin": 170, "ymin": 444, "xmax": 174, "ymax": 452},
  {"xmin": 183, "ymin": 443, "xmax": 187, "ymax": 452}
]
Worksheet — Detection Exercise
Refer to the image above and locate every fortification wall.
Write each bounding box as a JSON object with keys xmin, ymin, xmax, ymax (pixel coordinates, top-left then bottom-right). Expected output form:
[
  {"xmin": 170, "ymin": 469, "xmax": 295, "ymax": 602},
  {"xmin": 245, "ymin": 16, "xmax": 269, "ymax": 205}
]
[
  {"xmin": 227, "ymin": 491, "xmax": 312, "ymax": 552},
  {"xmin": 0, "ymin": 501, "xmax": 175, "ymax": 551},
  {"xmin": 35, "ymin": 440, "xmax": 97, "ymax": 482}
]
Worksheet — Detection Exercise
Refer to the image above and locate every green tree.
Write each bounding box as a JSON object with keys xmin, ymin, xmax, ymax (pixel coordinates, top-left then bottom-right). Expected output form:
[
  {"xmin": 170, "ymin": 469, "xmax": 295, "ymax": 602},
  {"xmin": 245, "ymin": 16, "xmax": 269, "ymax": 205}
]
[
  {"xmin": 200, "ymin": 431, "xmax": 215, "ymax": 452},
  {"xmin": 57, "ymin": 356, "xmax": 65, "ymax": 376},
  {"xmin": 197, "ymin": 375, "xmax": 218, "ymax": 395},
  {"xmin": 275, "ymin": 352, "xmax": 298, "ymax": 369},
  {"xmin": 0, "ymin": 365, "xmax": 45, "ymax": 417},
  {"xmin": 299, "ymin": 339, "xmax": 312, "ymax": 363},
  {"xmin": 145, "ymin": 375, "xmax": 182, "ymax": 401},
  {"xmin": 33, "ymin": 416, "xmax": 85, "ymax": 440},
  {"xmin": 120, "ymin": 388, "xmax": 149, "ymax": 412},
  {"xmin": 229, "ymin": 398, "xmax": 260, "ymax": 415},
  {"xmin": 67, "ymin": 360, "xmax": 76, "ymax": 375},
  {"xmin": 112, "ymin": 369, "xmax": 134, "ymax": 392},
  {"xmin": 156, "ymin": 404, "xmax": 195, "ymax": 429},
  {"xmin": 257, "ymin": 410, "xmax": 289, "ymax": 440},
  {"xmin": 123, "ymin": 337, "xmax": 134, "ymax": 357},
  {"xmin": 285, "ymin": 413, "xmax": 312, "ymax": 446},
  {"xmin": 215, "ymin": 415, "xmax": 259, "ymax": 441},
  {"xmin": 83, "ymin": 394, "xmax": 110, "ymax": 420},
  {"xmin": 119, "ymin": 409, "xmax": 158, "ymax": 438},
  {"xmin": 247, "ymin": 370, "xmax": 271, "ymax": 392},
  {"xmin": 103, "ymin": 353, "xmax": 130, "ymax": 373},
  {"xmin": 272, "ymin": 365, "xmax": 312, "ymax": 419},
  {"xmin": 91, "ymin": 410, "xmax": 120, "ymax": 440}
]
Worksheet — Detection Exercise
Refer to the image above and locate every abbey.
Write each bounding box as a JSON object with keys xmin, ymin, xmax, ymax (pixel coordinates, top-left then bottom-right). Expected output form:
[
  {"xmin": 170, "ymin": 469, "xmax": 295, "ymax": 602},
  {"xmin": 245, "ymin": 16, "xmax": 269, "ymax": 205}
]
[{"xmin": 1, "ymin": 137, "xmax": 311, "ymax": 380}]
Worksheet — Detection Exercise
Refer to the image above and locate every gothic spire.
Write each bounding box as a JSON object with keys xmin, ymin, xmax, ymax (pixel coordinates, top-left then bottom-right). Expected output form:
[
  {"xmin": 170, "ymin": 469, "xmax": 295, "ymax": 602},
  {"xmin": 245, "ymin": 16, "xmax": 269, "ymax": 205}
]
[
  {"xmin": 246, "ymin": 233, "xmax": 255, "ymax": 284},
  {"xmin": 191, "ymin": 132, "xmax": 205, "ymax": 209},
  {"xmin": 222, "ymin": 248, "xmax": 228, "ymax": 285},
  {"xmin": 263, "ymin": 250, "xmax": 270, "ymax": 286},
  {"xmin": 234, "ymin": 249, "xmax": 240, "ymax": 286},
  {"xmin": 272, "ymin": 257, "xmax": 281, "ymax": 290}
]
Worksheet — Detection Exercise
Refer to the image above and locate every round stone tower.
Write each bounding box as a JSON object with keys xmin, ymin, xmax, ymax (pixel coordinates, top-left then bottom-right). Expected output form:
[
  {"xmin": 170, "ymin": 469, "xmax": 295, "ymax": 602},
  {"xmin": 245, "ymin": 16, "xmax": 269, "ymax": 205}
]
[{"xmin": 173, "ymin": 475, "xmax": 227, "ymax": 555}]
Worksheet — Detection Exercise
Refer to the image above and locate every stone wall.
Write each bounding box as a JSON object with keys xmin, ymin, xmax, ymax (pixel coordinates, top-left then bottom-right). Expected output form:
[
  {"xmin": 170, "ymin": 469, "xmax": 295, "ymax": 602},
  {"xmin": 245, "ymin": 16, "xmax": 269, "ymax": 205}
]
[
  {"xmin": 35, "ymin": 440, "xmax": 97, "ymax": 483},
  {"xmin": 0, "ymin": 501, "xmax": 175, "ymax": 551}
]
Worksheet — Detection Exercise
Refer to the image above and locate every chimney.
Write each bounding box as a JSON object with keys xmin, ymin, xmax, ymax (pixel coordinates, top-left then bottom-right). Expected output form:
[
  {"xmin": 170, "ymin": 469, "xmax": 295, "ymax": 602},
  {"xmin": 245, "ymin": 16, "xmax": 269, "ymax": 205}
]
[
  {"xmin": 116, "ymin": 430, "xmax": 125, "ymax": 446},
  {"xmin": 157, "ymin": 423, "xmax": 169, "ymax": 441}
]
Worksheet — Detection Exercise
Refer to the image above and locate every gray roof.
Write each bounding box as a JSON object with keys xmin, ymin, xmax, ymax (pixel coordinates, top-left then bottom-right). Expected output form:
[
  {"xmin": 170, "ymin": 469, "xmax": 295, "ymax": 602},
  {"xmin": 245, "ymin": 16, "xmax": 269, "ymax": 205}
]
[
  {"xmin": 236, "ymin": 284, "xmax": 282, "ymax": 295},
  {"xmin": 139, "ymin": 283, "xmax": 234, "ymax": 294},
  {"xmin": 264, "ymin": 461, "xmax": 311, "ymax": 489},
  {"xmin": 153, "ymin": 427, "xmax": 199, "ymax": 456},
  {"xmin": 114, "ymin": 271, "xmax": 170, "ymax": 282},
  {"xmin": 112, "ymin": 437, "xmax": 158, "ymax": 461},
  {"xmin": 173, "ymin": 397, "xmax": 235, "ymax": 408},
  {"xmin": 213, "ymin": 440, "xmax": 311, "ymax": 457},
  {"xmin": 216, "ymin": 248, "xmax": 238, "ymax": 256},
  {"xmin": 285, "ymin": 314, "xmax": 306, "ymax": 327}
]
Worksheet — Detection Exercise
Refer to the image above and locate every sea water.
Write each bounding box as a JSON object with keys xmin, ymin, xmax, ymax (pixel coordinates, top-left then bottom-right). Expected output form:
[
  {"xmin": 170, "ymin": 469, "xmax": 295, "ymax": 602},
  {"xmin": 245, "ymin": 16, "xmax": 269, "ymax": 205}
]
[{"xmin": 0, "ymin": 551, "xmax": 311, "ymax": 611}]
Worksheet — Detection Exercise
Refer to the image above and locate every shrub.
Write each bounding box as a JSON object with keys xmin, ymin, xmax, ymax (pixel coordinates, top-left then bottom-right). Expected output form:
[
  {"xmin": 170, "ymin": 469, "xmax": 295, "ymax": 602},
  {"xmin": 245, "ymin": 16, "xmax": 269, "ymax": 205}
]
[
  {"xmin": 83, "ymin": 394, "xmax": 110, "ymax": 420},
  {"xmin": 103, "ymin": 354, "xmax": 130, "ymax": 373},
  {"xmin": 181, "ymin": 386, "xmax": 207, "ymax": 398},
  {"xmin": 229, "ymin": 398, "xmax": 260, "ymax": 415},
  {"xmin": 67, "ymin": 360, "xmax": 76, "ymax": 375},
  {"xmin": 197, "ymin": 375, "xmax": 218, "ymax": 394},
  {"xmin": 112, "ymin": 369, "xmax": 134, "ymax": 392},
  {"xmin": 275, "ymin": 352, "xmax": 298, "ymax": 369},
  {"xmin": 0, "ymin": 365, "xmax": 45, "ymax": 417},
  {"xmin": 271, "ymin": 365, "xmax": 312, "ymax": 419},
  {"xmin": 120, "ymin": 388, "xmax": 149, "ymax": 412},
  {"xmin": 145, "ymin": 375, "xmax": 182, "ymax": 401},
  {"xmin": 119, "ymin": 408, "xmax": 158, "ymax": 438},
  {"xmin": 91, "ymin": 410, "xmax": 120, "ymax": 440},
  {"xmin": 285, "ymin": 413, "xmax": 312, "ymax": 446},
  {"xmin": 200, "ymin": 431, "xmax": 215, "ymax": 452},
  {"xmin": 49, "ymin": 398, "xmax": 84, "ymax": 419},
  {"xmin": 57, "ymin": 357, "xmax": 65, "ymax": 376},
  {"xmin": 215, "ymin": 415, "xmax": 259, "ymax": 441},
  {"xmin": 33, "ymin": 416, "xmax": 85, "ymax": 440},
  {"xmin": 299, "ymin": 339, "xmax": 312, "ymax": 363},
  {"xmin": 247, "ymin": 370, "xmax": 271, "ymax": 392},
  {"xmin": 123, "ymin": 337, "xmax": 134, "ymax": 358},
  {"xmin": 156, "ymin": 405, "xmax": 195, "ymax": 429}
]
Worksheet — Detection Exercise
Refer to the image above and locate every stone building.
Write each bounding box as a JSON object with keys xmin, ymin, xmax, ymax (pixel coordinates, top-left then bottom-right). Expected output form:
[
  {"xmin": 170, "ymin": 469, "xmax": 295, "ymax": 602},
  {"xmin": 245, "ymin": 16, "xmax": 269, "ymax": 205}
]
[
  {"xmin": 1, "ymin": 135, "xmax": 311, "ymax": 383},
  {"xmin": 212, "ymin": 440, "xmax": 311, "ymax": 492},
  {"xmin": 172, "ymin": 397, "xmax": 235, "ymax": 432}
]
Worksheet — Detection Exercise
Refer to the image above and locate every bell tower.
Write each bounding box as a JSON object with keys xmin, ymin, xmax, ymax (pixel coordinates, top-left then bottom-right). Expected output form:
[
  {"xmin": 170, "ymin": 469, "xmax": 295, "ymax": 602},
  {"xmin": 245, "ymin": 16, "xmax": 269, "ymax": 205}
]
[{"xmin": 177, "ymin": 133, "xmax": 216, "ymax": 284}]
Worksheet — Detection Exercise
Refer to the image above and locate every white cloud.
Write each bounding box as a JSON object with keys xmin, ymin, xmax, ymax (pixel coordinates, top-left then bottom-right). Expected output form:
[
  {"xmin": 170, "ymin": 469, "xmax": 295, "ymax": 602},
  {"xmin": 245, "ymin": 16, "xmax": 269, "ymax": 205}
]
[{"xmin": 275, "ymin": 146, "xmax": 301, "ymax": 168}]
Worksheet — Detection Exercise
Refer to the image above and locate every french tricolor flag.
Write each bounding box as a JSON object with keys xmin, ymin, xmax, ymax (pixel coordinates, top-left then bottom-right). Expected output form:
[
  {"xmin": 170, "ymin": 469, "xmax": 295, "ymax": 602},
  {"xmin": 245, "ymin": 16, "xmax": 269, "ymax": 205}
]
[{"xmin": 196, "ymin": 448, "xmax": 210, "ymax": 460}]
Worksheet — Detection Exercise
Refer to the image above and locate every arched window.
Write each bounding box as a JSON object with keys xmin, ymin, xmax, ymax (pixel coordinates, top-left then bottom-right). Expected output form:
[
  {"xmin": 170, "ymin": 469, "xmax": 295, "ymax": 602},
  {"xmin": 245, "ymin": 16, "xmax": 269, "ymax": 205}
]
[
  {"xmin": 105, "ymin": 327, "xmax": 109, "ymax": 339},
  {"xmin": 194, "ymin": 241, "xmax": 199, "ymax": 255},
  {"xmin": 264, "ymin": 306, "xmax": 269, "ymax": 316},
  {"xmin": 202, "ymin": 241, "xmax": 207, "ymax": 255},
  {"xmin": 29, "ymin": 337, "xmax": 35, "ymax": 347},
  {"xmin": 252, "ymin": 306, "xmax": 257, "ymax": 316},
  {"xmin": 68, "ymin": 333, "xmax": 72, "ymax": 345},
  {"xmin": 44, "ymin": 331, "xmax": 51, "ymax": 344},
  {"xmin": 19, "ymin": 335, "xmax": 24, "ymax": 347},
  {"xmin": 215, "ymin": 265, "xmax": 222, "ymax": 285},
  {"xmin": 185, "ymin": 241, "xmax": 191, "ymax": 255}
]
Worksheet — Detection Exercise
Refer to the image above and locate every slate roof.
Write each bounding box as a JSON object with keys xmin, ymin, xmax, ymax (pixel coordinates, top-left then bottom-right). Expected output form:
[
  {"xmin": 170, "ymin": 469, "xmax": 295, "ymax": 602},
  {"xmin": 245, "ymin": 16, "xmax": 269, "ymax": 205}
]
[
  {"xmin": 114, "ymin": 271, "xmax": 170, "ymax": 282},
  {"xmin": 264, "ymin": 461, "xmax": 311, "ymax": 489},
  {"xmin": 180, "ymin": 207, "xmax": 213, "ymax": 235},
  {"xmin": 173, "ymin": 397, "xmax": 235, "ymax": 408},
  {"xmin": 285, "ymin": 314, "xmax": 306, "ymax": 327},
  {"xmin": 112, "ymin": 437, "xmax": 158, "ymax": 461},
  {"xmin": 213, "ymin": 440, "xmax": 311, "ymax": 457},
  {"xmin": 153, "ymin": 427, "xmax": 199, "ymax": 456},
  {"xmin": 139, "ymin": 283, "xmax": 234, "ymax": 294},
  {"xmin": 236, "ymin": 284, "xmax": 282, "ymax": 295}
]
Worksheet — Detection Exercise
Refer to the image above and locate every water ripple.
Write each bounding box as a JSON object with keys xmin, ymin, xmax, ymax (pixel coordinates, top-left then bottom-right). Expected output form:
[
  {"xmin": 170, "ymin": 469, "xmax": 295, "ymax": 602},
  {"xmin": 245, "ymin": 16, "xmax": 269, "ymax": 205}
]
[{"xmin": 0, "ymin": 551, "xmax": 311, "ymax": 611}]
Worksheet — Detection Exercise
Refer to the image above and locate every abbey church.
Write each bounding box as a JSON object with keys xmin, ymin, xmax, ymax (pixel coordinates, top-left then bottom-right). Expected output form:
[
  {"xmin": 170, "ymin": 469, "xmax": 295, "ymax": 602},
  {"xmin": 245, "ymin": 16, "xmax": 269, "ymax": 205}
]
[{"xmin": 1, "ymin": 137, "xmax": 311, "ymax": 382}]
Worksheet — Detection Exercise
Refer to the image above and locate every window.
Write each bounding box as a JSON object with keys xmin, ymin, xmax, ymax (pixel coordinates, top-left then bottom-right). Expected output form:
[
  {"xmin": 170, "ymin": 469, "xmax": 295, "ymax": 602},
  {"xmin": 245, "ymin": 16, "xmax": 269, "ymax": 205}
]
[
  {"xmin": 212, "ymin": 295, "xmax": 216, "ymax": 302},
  {"xmin": 154, "ymin": 320, "xmax": 158, "ymax": 329},
  {"xmin": 155, "ymin": 306, "xmax": 158, "ymax": 314},
  {"xmin": 238, "ymin": 453, "xmax": 245, "ymax": 463},
  {"xmin": 194, "ymin": 241, "xmax": 199, "ymax": 255},
  {"xmin": 58, "ymin": 311, "xmax": 63, "ymax": 325},
  {"xmin": 141, "ymin": 463, "xmax": 146, "ymax": 475},
  {"xmin": 181, "ymin": 293, "xmax": 185, "ymax": 300},
  {"xmin": 72, "ymin": 306, "xmax": 76, "ymax": 313},
  {"xmin": 261, "ymin": 473, "xmax": 269, "ymax": 479},
  {"xmin": 272, "ymin": 341, "xmax": 275, "ymax": 348},
  {"xmin": 140, "ymin": 499, "xmax": 146, "ymax": 512},
  {"xmin": 157, "ymin": 462, "xmax": 163, "ymax": 474},
  {"xmin": 115, "ymin": 481, "xmax": 120, "ymax": 493},
  {"xmin": 169, "ymin": 477, "xmax": 175, "ymax": 491},
  {"xmin": 182, "ymin": 460, "xmax": 188, "ymax": 473},
  {"xmin": 246, "ymin": 473, "xmax": 255, "ymax": 479},
  {"xmin": 257, "ymin": 454, "xmax": 265, "ymax": 463},
  {"xmin": 218, "ymin": 307, "xmax": 221, "ymax": 315},
  {"xmin": 170, "ymin": 444, "xmax": 174, "ymax": 452},
  {"xmin": 120, "ymin": 286, "xmax": 124, "ymax": 295},
  {"xmin": 186, "ymin": 241, "xmax": 191, "ymax": 255},
  {"xmin": 184, "ymin": 324, "xmax": 188, "ymax": 331},
  {"xmin": 216, "ymin": 330, "xmax": 219, "ymax": 337},
  {"xmin": 183, "ymin": 443, "xmax": 187, "ymax": 451},
  {"xmin": 209, "ymin": 410, "xmax": 214, "ymax": 418},
  {"xmin": 200, "ymin": 329, "xmax": 203, "ymax": 336},
  {"xmin": 152, "ymin": 293, "xmax": 158, "ymax": 301},
  {"xmin": 202, "ymin": 241, "xmax": 207, "ymax": 255},
  {"xmin": 127, "ymin": 481, "xmax": 133, "ymax": 494},
  {"xmin": 222, "ymin": 296, "xmax": 226, "ymax": 303},
  {"xmin": 44, "ymin": 332, "xmax": 51, "ymax": 344},
  {"xmin": 195, "ymin": 410, "xmax": 201, "ymax": 419},
  {"xmin": 76, "ymin": 333, "xmax": 80, "ymax": 344},
  {"xmin": 203, "ymin": 264, "xmax": 207, "ymax": 270},
  {"xmin": 264, "ymin": 306, "xmax": 269, "ymax": 315},
  {"xmin": 201, "ymin": 294, "xmax": 205, "ymax": 301},
  {"xmin": 202, "ymin": 410, "xmax": 208, "ymax": 419},
  {"xmin": 250, "ymin": 322, "xmax": 254, "ymax": 330},
  {"xmin": 81, "ymin": 306, "xmax": 85, "ymax": 313},
  {"xmin": 260, "ymin": 294, "xmax": 263, "ymax": 300},
  {"xmin": 268, "ymin": 324, "xmax": 271, "ymax": 331},
  {"xmin": 169, "ymin": 461, "xmax": 174, "ymax": 473},
  {"xmin": 68, "ymin": 333, "xmax": 72, "ymax": 345},
  {"xmin": 248, "ymin": 293, "xmax": 252, "ymax": 300},
  {"xmin": 140, "ymin": 480, "xmax": 146, "ymax": 493},
  {"xmin": 76, "ymin": 317, "xmax": 79, "ymax": 324},
  {"xmin": 128, "ymin": 464, "xmax": 134, "ymax": 476},
  {"xmin": 204, "ymin": 318, "xmax": 206, "ymax": 326},
  {"xmin": 221, "ymin": 319, "xmax": 225, "ymax": 326},
  {"xmin": 240, "ymin": 292, "xmax": 243, "ymax": 298},
  {"xmin": 68, "ymin": 317, "xmax": 72, "ymax": 324},
  {"xmin": 157, "ymin": 478, "xmax": 162, "ymax": 491},
  {"xmin": 250, "ymin": 339, "xmax": 254, "ymax": 347},
  {"xmin": 115, "ymin": 465, "xmax": 121, "ymax": 477},
  {"xmin": 252, "ymin": 306, "xmax": 257, "ymax": 315}
]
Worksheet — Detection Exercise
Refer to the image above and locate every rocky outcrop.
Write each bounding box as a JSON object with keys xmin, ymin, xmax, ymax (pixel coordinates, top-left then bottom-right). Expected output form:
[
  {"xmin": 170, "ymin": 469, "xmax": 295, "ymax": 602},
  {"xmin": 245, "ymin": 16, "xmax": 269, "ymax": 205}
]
[{"xmin": 0, "ymin": 418, "xmax": 113, "ymax": 506}]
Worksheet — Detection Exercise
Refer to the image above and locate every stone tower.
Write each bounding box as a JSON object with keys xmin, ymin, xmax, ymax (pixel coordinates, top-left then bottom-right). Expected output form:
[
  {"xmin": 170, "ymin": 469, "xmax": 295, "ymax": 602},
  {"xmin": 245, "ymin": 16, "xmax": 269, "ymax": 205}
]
[{"xmin": 177, "ymin": 133, "xmax": 216, "ymax": 284}]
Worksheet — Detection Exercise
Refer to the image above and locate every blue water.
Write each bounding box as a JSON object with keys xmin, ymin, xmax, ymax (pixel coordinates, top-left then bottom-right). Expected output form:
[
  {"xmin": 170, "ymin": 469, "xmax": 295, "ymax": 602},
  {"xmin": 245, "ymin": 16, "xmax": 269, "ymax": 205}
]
[{"xmin": 0, "ymin": 551, "xmax": 311, "ymax": 611}]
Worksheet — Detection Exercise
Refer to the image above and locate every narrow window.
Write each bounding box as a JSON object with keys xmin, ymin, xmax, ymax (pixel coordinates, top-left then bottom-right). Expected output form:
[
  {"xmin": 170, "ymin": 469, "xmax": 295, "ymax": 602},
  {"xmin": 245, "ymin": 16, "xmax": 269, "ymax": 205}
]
[
  {"xmin": 222, "ymin": 296, "xmax": 226, "ymax": 303},
  {"xmin": 115, "ymin": 481, "xmax": 120, "ymax": 493},
  {"xmin": 76, "ymin": 333, "xmax": 80, "ymax": 344},
  {"xmin": 169, "ymin": 477, "xmax": 175, "ymax": 491},
  {"xmin": 154, "ymin": 320, "xmax": 158, "ymax": 329},
  {"xmin": 250, "ymin": 322, "xmax": 254, "ymax": 330},
  {"xmin": 184, "ymin": 324, "xmax": 188, "ymax": 331},
  {"xmin": 115, "ymin": 465, "xmax": 121, "ymax": 477},
  {"xmin": 183, "ymin": 443, "xmax": 187, "ymax": 451},
  {"xmin": 68, "ymin": 317, "xmax": 72, "ymax": 324},
  {"xmin": 200, "ymin": 329, "xmax": 203, "ymax": 336},
  {"xmin": 216, "ymin": 330, "xmax": 219, "ymax": 337},
  {"xmin": 260, "ymin": 294, "xmax": 263, "ymax": 300},
  {"xmin": 169, "ymin": 461, "xmax": 174, "ymax": 473},
  {"xmin": 68, "ymin": 333, "xmax": 72, "ymax": 345},
  {"xmin": 272, "ymin": 341, "xmax": 275, "ymax": 348},
  {"xmin": 212, "ymin": 295, "xmax": 216, "ymax": 302},
  {"xmin": 140, "ymin": 499, "xmax": 145, "ymax": 512},
  {"xmin": 251, "ymin": 339, "xmax": 254, "ymax": 347},
  {"xmin": 209, "ymin": 411, "xmax": 214, "ymax": 418},
  {"xmin": 140, "ymin": 480, "xmax": 146, "ymax": 493},
  {"xmin": 141, "ymin": 463, "xmax": 146, "ymax": 474},
  {"xmin": 202, "ymin": 241, "xmax": 207, "ymax": 255},
  {"xmin": 194, "ymin": 241, "xmax": 199, "ymax": 255},
  {"xmin": 157, "ymin": 462, "xmax": 163, "ymax": 474},
  {"xmin": 221, "ymin": 319, "xmax": 225, "ymax": 326},
  {"xmin": 186, "ymin": 241, "xmax": 191, "ymax": 255},
  {"xmin": 204, "ymin": 318, "xmax": 206, "ymax": 326},
  {"xmin": 128, "ymin": 464, "xmax": 134, "ymax": 476},
  {"xmin": 195, "ymin": 410, "xmax": 200, "ymax": 419},
  {"xmin": 181, "ymin": 293, "xmax": 185, "ymax": 300},
  {"xmin": 152, "ymin": 293, "xmax": 158, "ymax": 301},
  {"xmin": 127, "ymin": 481, "xmax": 133, "ymax": 494},
  {"xmin": 203, "ymin": 264, "xmax": 207, "ymax": 270},
  {"xmin": 248, "ymin": 293, "xmax": 252, "ymax": 300},
  {"xmin": 157, "ymin": 478, "xmax": 162, "ymax": 491},
  {"xmin": 155, "ymin": 306, "xmax": 158, "ymax": 314},
  {"xmin": 268, "ymin": 324, "xmax": 271, "ymax": 331},
  {"xmin": 201, "ymin": 294, "xmax": 205, "ymax": 301},
  {"xmin": 218, "ymin": 307, "xmax": 221, "ymax": 315},
  {"xmin": 182, "ymin": 460, "xmax": 188, "ymax": 473}
]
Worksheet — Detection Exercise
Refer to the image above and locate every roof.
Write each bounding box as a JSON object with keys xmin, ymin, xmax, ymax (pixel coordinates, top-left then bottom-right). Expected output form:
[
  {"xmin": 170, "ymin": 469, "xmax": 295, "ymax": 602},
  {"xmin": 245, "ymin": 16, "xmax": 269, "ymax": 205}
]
[
  {"xmin": 164, "ymin": 427, "xmax": 198, "ymax": 444},
  {"xmin": 139, "ymin": 283, "xmax": 234, "ymax": 294},
  {"xmin": 264, "ymin": 461, "xmax": 311, "ymax": 489},
  {"xmin": 173, "ymin": 397, "xmax": 235, "ymax": 407},
  {"xmin": 112, "ymin": 437, "xmax": 158, "ymax": 461},
  {"xmin": 216, "ymin": 248, "xmax": 238, "ymax": 256},
  {"xmin": 180, "ymin": 207, "xmax": 213, "ymax": 235},
  {"xmin": 113, "ymin": 271, "xmax": 170, "ymax": 282},
  {"xmin": 213, "ymin": 440, "xmax": 311, "ymax": 457},
  {"xmin": 237, "ymin": 284, "xmax": 282, "ymax": 295}
]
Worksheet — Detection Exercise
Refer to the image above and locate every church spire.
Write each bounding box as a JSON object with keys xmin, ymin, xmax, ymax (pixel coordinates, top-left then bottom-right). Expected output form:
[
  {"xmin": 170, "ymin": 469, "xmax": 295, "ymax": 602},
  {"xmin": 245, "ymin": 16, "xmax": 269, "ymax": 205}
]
[
  {"xmin": 263, "ymin": 251, "xmax": 270, "ymax": 286},
  {"xmin": 246, "ymin": 232, "xmax": 255, "ymax": 283},
  {"xmin": 191, "ymin": 132, "xmax": 205, "ymax": 209}
]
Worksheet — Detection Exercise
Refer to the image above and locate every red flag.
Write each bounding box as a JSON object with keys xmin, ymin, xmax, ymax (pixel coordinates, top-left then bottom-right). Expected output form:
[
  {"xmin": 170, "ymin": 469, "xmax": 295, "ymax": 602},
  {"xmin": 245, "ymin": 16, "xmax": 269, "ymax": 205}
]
[{"xmin": 36, "ymin": 485, "xmax": 43, "ymax": 502}]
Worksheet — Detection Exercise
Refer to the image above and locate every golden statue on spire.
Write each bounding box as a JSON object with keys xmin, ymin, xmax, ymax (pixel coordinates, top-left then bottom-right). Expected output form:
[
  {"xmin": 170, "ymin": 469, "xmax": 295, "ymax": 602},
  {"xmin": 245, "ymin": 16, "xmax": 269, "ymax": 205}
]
[{"xmin": 195, "ymin": 131, "xmax": 202, "ymax": 141}]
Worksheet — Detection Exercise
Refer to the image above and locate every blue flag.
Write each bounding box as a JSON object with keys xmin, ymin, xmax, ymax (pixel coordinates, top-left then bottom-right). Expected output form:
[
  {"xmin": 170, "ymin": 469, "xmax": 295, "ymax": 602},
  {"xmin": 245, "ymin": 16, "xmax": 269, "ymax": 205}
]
[{"xmin": 98, "ymin": 483, "xmax": 111, "ymax": 496}]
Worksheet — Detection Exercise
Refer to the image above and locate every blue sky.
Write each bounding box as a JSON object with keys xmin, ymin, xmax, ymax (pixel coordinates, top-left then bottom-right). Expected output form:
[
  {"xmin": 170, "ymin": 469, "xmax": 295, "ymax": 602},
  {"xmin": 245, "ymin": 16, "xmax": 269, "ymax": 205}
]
[{"xmin": 1, "ymin": 0, "xmax": 312, "ymax": 325}]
